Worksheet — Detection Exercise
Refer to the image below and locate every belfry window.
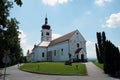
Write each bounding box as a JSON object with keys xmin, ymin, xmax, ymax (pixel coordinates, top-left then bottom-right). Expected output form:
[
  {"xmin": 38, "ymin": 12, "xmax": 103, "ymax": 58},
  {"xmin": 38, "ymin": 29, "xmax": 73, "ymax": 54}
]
[
  {"xmin": 42, "ymin": 32, "xmax": 43, "ymax": 36},
  {"xmin": 46, "ymin": 32, "xmax": 49, "ymax": 35}
]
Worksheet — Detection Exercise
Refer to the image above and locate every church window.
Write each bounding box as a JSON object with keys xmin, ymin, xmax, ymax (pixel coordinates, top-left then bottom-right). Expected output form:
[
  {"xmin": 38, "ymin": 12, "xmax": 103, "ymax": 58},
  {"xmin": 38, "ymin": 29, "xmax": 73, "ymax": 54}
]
[
  {"xmin": 42, "ymin": 32, "xmax": 43, "ymax": 36},
  {"xmin": 46, "ymin": 32, "xmax": 49, "ymax": 35},
  {"xmin": 61, "ymin": 49, "xmax": 63, "ymax": 55},
  {"xmin": 42, "ymin": 52, "xmax": 45, "ymax": 57},
  {"xmin": 54, "ymin": 50, "xmax": 56, "ymax": 56},
  {"xmin": 76, "ymin": 32, "xmax": 79, "ymax": 35},
  {"xmin": 77, "ymin": 43, "xmax": 79, "ymax": 48}
]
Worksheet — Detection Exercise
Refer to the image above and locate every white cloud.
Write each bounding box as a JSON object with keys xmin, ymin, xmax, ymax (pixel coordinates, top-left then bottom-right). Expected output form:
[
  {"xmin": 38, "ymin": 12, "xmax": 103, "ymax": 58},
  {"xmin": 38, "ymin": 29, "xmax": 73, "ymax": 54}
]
[
  {"xmin": 86, "ymin": 40, "xmax": 96, "ymax": 58},
  {"xmin": 104, "ymin": 12, "xmax": 120, "ymax": 28},
  {"xmin": 18, "ymin": 29, "xmax": 33, "ymax": 56},
  {"xmin": 42, "ymin": 0, "xmax": 71, "ymax": 6},
  {"xmin": 52, "ymin": 33, "xmax": 62, "ymax": 40},
  {"xmin": 95, "ymin": 0, "xmax": 112, "ymax": 6},
  {"xmin": 18, "ymin": 29, "xmax": 27, "ymax": 44},
  {"xmin": 118, "ymin": 46, "xmax": 120, "ymax": 51},
  {"xmin": 22, "ymin": 44, "xmax": 33, "ymax": 56}
]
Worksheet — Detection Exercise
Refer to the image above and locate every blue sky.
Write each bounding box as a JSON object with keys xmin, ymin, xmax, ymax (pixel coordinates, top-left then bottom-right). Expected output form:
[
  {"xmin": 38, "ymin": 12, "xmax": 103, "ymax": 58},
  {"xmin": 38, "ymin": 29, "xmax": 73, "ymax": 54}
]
[{"xmin": 11, "ymin": 0, "xmax": 120, "ymax": 58}]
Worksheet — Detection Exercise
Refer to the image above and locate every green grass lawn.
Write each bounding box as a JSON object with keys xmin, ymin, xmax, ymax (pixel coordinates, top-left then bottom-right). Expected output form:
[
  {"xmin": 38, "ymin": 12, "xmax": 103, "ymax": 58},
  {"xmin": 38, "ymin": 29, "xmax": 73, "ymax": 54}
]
[
  {"xmin": 93, "ymin": 61, "xmax": 103, "ymax": 69},
  {"xmin": 20, "ymin": 62, "xmax": 87, "ymax": 75}
]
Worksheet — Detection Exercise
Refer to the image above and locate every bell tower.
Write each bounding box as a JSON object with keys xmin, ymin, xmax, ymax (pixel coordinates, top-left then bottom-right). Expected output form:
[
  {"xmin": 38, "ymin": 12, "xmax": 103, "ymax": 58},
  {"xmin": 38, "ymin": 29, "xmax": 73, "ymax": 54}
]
[{"xmin": 41, "ymin": 17, "xmax": 52, "ymax": 42}]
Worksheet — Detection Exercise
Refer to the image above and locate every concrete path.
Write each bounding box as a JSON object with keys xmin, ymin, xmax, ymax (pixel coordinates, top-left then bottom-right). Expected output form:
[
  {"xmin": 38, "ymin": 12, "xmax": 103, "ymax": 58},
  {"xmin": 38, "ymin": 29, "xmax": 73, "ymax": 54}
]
[
  {"xmin": 85, "ymin": 62, "xmax": 118, "ymax": 80},
  {"xmin": 0, "ymin": 62, "xmax": 118, "ymax": 80},
  {"xmin": 0, "ymin": 70, "xmax": 2, "ymax": 77}
]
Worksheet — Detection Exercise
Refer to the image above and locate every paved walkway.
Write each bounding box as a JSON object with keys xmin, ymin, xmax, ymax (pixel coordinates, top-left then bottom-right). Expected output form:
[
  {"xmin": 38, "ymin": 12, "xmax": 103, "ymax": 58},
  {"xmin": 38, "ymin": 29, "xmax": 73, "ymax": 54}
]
[
  {"xmin": 0, "ymin": 62, "xmax": 118, "ymax": 80},
  {"xmin": 0, "ymin": 70, "xmax": 2, "ymax": 76}
]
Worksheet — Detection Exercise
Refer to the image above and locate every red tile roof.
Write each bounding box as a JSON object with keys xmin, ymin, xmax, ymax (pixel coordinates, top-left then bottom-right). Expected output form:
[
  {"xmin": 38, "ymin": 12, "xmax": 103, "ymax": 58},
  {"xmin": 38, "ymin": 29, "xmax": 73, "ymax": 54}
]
[{"xmin": 49, "ymin": 30, "xmax": 77, "ymax": 46}]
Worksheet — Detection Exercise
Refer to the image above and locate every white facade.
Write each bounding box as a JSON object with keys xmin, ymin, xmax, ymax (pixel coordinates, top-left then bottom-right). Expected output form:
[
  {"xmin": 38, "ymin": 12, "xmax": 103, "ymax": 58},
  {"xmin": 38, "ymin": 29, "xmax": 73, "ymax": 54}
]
[
  {"xmin": 69, "ymin": 30, "xmax": 87, "ymax": 60},
  {"xmin": 32, "ymin": 46, "xmax": 47, "ymax": 62},
  {"xmin": 27, "ymin": 18, "xmax": 87, "ymax": 62},
  {"xmin": 48, "ymin": 41, "xmax": 69, "ymax": 61}
]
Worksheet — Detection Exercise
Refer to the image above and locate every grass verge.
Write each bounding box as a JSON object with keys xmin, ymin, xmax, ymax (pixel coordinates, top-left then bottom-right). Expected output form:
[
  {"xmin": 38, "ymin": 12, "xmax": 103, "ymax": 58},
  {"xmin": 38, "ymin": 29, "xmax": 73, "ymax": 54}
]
[
  {"xmin": 20, "ymin": 62, "xmax": 87, "ymax": 76},
  {"xmin": 93, "ymin": 61, "xmax": 103, "ymax": 69}
]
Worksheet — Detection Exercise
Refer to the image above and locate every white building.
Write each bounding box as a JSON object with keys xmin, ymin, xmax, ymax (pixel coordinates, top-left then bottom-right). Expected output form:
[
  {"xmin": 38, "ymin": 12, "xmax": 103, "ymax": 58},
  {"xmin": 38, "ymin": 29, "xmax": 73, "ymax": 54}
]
[{"xmin": 27, "ymin": 17, "xmax": 87, "ymax": 62}]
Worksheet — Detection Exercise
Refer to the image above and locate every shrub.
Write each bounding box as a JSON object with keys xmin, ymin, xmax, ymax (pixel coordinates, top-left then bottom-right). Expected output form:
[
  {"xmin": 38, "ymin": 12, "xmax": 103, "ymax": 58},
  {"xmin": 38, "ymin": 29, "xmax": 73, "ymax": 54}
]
[{"xmin": 65, "ymin": 61, "xmax": 72, "ymax": 66}]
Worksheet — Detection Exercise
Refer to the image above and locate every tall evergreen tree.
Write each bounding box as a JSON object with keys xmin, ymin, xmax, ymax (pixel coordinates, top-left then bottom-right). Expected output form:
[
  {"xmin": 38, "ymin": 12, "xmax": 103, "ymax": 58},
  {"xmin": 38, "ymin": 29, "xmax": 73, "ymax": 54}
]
[
  {"xmin": 95, "ymin": 43, "xmax": 102, "ymax": 63},
  {"xmin": 96, "ymin": 31, "xmax": 120, "ymax": 76},
  {"xmin": 101, "ymin": 31, "xmax": 106, "ymax": 62},
  {"xmin": 96, "ymin": 32, "xmax": 106, "ymax": 63}
]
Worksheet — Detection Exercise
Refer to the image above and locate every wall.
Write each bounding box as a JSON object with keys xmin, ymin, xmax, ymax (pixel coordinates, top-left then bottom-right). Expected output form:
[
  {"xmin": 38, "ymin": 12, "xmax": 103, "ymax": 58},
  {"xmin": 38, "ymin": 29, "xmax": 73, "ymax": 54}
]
[
  {"xmin": 48, "ymin": 41, "xmax": 69, "ymax": 61},
  {"xmin": 32, "ymin": 46, "xmax": 47, "ymax": 62},
  {"xmin": 69, "ymin": 30, "xmax": 87, "ymax": 60}
]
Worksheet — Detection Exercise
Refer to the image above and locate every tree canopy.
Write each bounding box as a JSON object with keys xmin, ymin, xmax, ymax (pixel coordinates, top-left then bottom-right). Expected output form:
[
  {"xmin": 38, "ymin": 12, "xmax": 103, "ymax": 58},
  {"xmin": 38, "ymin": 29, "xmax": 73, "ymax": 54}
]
[{"xmin": 0, "ymin": 0, "xmax": 23, "ymax": 67}]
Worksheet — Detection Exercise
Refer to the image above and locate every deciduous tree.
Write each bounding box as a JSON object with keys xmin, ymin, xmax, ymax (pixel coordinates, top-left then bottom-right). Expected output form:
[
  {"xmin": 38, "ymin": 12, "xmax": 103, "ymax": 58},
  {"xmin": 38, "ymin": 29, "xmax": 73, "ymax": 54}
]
[{"xmin": 0, "ymin": 0, "xmax": 22, "ymax": 67}]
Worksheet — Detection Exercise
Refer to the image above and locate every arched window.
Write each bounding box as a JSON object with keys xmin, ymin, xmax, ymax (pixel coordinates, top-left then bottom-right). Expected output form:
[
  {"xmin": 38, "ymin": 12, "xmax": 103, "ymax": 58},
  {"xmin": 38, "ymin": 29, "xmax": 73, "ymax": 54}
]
[
  {"xmin": 42, "ymin": 52, "xmax": 45, "ymax": 57},
  {"xmin": 61, "ymin": 49, "xmax": 63, "ymax": 55},
  {"xmin": 41, "ymin": 32, "xmax": 43, "ymax": 36},
  {"xmin": 54, "ymin": 50, "xmax": 56, "ymax": 56},
  {"xmin": 77, "ymin": 43, "xmax": 79, "ymax": 48}
]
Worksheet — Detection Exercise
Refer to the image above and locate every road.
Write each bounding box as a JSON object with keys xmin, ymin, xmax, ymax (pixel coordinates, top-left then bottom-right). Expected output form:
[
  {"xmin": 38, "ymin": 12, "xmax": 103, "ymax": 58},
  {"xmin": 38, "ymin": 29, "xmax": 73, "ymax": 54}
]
[{"xmin": 0, "ymin": 62, "xmax": 118, "ymax": 80}]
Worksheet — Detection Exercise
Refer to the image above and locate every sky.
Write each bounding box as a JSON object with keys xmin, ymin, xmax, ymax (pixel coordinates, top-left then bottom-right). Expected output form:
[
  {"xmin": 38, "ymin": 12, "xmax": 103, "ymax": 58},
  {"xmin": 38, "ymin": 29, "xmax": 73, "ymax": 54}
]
[{"xmin": 10, "ymin": 0, "xmax": 120, "ymax": 58}]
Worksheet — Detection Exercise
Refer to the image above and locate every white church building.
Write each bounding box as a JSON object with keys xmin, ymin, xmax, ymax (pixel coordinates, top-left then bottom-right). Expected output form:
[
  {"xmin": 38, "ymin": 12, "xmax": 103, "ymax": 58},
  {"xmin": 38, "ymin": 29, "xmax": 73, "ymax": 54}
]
[{"xmin": 27, "ymin": 17, "xmax": 87, "ymax": 62}]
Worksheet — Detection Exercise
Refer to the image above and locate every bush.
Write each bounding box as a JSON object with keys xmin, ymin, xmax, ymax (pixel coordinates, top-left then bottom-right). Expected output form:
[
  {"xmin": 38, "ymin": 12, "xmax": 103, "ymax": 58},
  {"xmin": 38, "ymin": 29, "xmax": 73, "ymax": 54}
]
[{"xmin": 65, "ymin": 61, "xmax": 72, "ymax": 66}]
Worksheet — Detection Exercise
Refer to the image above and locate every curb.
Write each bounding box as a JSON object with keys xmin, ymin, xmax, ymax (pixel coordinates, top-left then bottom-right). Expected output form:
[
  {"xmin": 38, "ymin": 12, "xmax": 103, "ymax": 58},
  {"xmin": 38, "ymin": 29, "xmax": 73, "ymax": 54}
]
[{"xmin": 19, "ymin": 68, "xmax": 87, "ymax": 76}]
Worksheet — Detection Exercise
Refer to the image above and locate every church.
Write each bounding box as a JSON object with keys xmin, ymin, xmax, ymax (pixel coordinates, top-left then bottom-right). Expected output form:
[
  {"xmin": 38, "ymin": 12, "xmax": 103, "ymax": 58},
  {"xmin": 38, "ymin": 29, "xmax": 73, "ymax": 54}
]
[{"xmin": 27, "ymin": 17, "xmax": 87, "ymax": 62}]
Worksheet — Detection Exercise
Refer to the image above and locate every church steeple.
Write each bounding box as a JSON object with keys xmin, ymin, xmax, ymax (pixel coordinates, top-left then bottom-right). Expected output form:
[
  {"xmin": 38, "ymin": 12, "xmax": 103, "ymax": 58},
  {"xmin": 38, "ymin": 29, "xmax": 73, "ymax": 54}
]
[
  {"xmin": 41, "ymin": 17, "xmax": 52, "ymax": 42},
  {"xmin": 45, "ymin": 17, "xmax": 48, "ymax": 24},
  {"xmin": 42, "ymin": 17, "xmax": 50, "ymax": 30}
]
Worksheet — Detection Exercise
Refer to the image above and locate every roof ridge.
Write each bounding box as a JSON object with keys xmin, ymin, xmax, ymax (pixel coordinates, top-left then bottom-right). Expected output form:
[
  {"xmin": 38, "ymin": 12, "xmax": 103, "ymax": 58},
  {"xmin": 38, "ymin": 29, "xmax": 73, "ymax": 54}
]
[
  {"xmin": 49, "ymin": 30, "xmax": 77, "ymax": 46},
  {"xmin": 52, "ymin": 29, "xmax": 77, "ymax": 41}
]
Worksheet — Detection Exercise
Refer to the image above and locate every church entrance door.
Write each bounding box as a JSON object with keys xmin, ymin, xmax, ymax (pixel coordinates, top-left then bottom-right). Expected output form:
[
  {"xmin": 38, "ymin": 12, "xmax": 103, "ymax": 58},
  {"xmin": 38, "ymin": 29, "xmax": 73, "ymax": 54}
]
[
  {"xmin": 47, "ymin": 51, "xmax": 52, "ymax": 61},
  {"xmin": 81, "ymin": 54, "xmax": 84, "ymax": 62}
]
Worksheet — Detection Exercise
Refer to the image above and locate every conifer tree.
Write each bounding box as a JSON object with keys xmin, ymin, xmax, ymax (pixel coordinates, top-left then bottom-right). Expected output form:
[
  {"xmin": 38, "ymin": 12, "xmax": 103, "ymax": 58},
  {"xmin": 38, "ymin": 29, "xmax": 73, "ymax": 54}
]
[{"xmin": 96, "ymin": 31, "xmax": 120, "ymax": 76}]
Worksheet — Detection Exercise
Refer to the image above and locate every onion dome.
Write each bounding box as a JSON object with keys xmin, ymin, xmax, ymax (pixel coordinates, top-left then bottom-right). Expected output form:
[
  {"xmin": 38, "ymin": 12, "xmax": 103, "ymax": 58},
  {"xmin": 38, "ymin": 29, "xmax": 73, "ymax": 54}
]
[{"xmin": 42, "ymin": 17, "xmax": 51, "ymax": 30}]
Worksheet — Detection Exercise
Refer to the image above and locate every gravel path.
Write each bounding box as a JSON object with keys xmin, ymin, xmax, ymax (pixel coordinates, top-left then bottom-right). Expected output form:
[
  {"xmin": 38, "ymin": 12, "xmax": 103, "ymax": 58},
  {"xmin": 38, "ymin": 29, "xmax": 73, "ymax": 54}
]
[{"xmin": 0, "ymin": 62, "xmax": 118, "ymax": 80}]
